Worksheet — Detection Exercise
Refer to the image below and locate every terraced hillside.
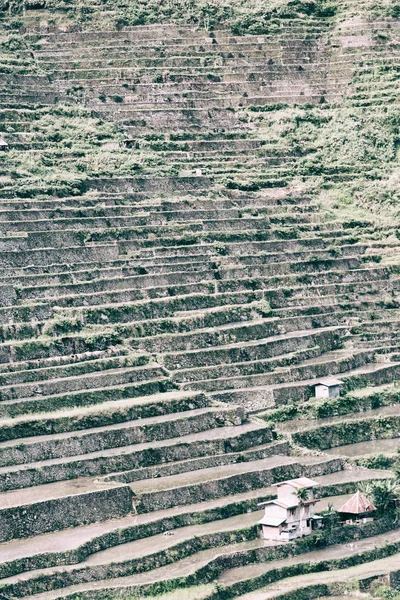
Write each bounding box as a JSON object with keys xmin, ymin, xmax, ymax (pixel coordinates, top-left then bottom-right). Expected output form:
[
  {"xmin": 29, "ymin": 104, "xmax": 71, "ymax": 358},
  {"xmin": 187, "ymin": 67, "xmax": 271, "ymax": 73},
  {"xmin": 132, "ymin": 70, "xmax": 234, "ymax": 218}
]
[{"xmin": 0, "ymin": 0, "xmax": 400, "ymax": 598}]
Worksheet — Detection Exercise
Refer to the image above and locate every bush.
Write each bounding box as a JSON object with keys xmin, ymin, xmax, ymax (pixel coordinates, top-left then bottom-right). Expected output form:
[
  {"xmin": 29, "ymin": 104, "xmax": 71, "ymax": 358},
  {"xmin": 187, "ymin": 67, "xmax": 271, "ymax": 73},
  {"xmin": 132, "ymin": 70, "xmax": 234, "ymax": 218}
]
[
  {"xmin": 373, "ymin": 584, "xmax": 400, "ymax": 599},
  {"xmin": 354, "ymin": 455, "xmax": 395, "ymax": 471},
  {"xmin": 389, "ymin": 6, "xmax": 400, "ymax": 17},
  {"xmin": 43, "ymin": 317, "xmax": 83, "ymax": 336}
]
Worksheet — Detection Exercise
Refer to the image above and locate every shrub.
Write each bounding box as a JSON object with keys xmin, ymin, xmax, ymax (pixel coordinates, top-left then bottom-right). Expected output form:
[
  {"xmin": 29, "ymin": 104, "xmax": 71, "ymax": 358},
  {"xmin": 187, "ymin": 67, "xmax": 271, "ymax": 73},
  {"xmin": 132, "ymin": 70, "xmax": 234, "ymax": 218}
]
[
  {"xmin": 354, "ymin": 455, "xmax": 395, "ymax": 470},
  {"xmin": 374, "ymin": 584, "xmax": 400, "ymax": 599}
]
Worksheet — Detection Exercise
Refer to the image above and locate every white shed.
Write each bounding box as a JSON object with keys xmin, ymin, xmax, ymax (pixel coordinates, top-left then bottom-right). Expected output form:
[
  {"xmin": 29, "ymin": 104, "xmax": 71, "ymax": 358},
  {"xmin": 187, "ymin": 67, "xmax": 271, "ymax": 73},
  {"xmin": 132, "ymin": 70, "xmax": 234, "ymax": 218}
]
[{"xmin": 314, "ymin": 377, "xmax": 344, "ymax": 399}]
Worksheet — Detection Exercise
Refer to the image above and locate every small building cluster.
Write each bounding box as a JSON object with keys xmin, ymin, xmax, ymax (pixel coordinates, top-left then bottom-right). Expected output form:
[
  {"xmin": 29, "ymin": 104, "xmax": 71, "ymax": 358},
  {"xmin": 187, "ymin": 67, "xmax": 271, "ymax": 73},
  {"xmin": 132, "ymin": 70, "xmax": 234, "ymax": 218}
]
[{"xmin": 259, "ymin": 478, "xmax": 376, "ymax": 541}]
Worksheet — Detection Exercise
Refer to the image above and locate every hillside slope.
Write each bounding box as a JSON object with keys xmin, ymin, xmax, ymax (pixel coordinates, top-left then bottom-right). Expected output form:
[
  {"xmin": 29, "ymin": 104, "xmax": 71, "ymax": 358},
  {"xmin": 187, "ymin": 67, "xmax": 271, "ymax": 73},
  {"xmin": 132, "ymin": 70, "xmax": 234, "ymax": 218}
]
[{"xmin": 0, "ymin": 1, "xmax": 400, "ymax": 598}]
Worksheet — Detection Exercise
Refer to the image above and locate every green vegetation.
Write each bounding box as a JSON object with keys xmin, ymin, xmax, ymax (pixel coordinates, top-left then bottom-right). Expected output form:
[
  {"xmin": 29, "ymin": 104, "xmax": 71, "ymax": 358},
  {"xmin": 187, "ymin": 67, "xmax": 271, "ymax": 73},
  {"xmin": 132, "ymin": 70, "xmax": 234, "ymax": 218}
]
[
  {"xmin": 293, "ymin": 416, "xmax": 400, "ymax": 450},
  {"xmin": 0, "ymin": 1, "xmax": 400, "ymax": 598},
  {"xmin": 373, "ymin": 585, "xmax": 400, "ymax": 600},
  {"xmin": 394, "ymin": 446, "xmax": 400, "ymax": 480},
  {"xmin": 0, "ymin": 29, "xmax": 36, "ymax": 73},
  {"xmin": 1, "ymin": 0, "xmax": 338, "ymax": 32},
  {"xmin": 361, "ymin": 480, "xmax": 400, "ymax": 517},
  {"xmin": 353, "ymin": 455, "xmax": 395, "ymax": 470},
  {"xmin": 0, "ymin": 100, "xmax": 147, "ymax": 197},
  {"xmin": 265, "ymin": 387, "xmax": 400, "ymax": 424},
  {"xmin": 4, "ymin": 0, "xmax": 400, "ymax": 34}
]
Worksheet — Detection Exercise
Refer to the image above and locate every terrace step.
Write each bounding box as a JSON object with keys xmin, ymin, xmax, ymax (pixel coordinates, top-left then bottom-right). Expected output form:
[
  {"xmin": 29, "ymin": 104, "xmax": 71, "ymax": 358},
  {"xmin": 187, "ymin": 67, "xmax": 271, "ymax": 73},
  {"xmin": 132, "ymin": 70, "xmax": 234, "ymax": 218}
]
[
  {"xmin": 0, "ymin": 372, "xmax": 175, "ymax": 419},
  {"xmin": 162, "ymin": 326, "xmax": 345, "ymax": 371},
  {"xmin": 210, "ymin": 351, "xmax": 396, "ymax": 410},
  {"xmin": 280, "ymin": 402, "xmax": 400, "ymax": 434},
  {"xmin": 0, "ymin": 352, "xmax": 140, "ymax": 386},
  {"xmin": 0, "ymin": 490, "xmax": 374, "ymax": 599},
  {"xmin": 1, "ymin": 511, "xmax": 263, "ymax": 598},
  {"xmin": 233, "ymin": 552, "xmax": 400, "ymax": 600},
  {"xmin": 0, "ymin": 449, "xmax": 341, "ymax": 544},
  {"xmin": 0, "ymin": 466, "xmax": 390, "ymax": 583},
  {"xmin": 0, "ymin": 408, "xmax": 267, "ymax": 491},
  {"xmin": 106, "ymin": 438, "xmax": 288, "ymax": 486},
  {"xmin": 219, "ymin": 528, "xmax": 400, "ymax": 594},
  {"xmin": 130, "ymin": 454, "xmax": 344, "ymax": 513},
  {"xmin": 284, "ymin": 403, "xmax": 400, "ymax": 451},
  {"xmin": 324, "ymin": 437, "xmax": 400, "ymax": 461},
  {"xmin": 0, "ymin": 361, "xmax": 160, "ymax": 402},
  {"xmin": 9, "ymin": 481, "xmax": 398, "ymax": 599},
  {"xmin": 0, "ymin": 474, "xmax": 134, "ymax": 543},
  {"xmin": 270, "ymin": 360, "xmax": 400, "ymax": 407},
  {"xmin": 0, "ymin": 389, "xmax": 207, "ymax": 442},
  {"xmin": 0, "ymin": 401, "xmax": 245, "ymax": 465}
]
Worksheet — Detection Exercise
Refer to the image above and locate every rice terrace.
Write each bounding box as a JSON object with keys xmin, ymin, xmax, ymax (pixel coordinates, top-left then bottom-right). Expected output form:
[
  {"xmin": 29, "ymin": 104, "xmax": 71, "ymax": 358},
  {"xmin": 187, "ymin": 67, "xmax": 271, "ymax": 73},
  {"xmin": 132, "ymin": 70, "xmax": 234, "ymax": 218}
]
[{"xmin": 1, "ymin": 0, "xmax": 400, "ymax": 598}]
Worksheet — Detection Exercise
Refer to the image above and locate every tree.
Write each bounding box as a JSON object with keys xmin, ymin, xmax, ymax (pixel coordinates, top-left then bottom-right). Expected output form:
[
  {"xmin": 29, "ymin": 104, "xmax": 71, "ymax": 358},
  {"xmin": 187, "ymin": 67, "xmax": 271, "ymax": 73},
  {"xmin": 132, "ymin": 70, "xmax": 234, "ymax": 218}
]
[
  {"xmin": 362, "ymin": 480, "xmax": 400, "ymax": 515},
  {"xmin": 296, "ymin": 487, "xmax": 309, "ymax": 503},
  {"xmin": 394, "ymin": 444, "xmax": 400, "ymax": 481},
  {"xmin": 322, "ymin": 506, "xmax": 339, "ymax": 531}
]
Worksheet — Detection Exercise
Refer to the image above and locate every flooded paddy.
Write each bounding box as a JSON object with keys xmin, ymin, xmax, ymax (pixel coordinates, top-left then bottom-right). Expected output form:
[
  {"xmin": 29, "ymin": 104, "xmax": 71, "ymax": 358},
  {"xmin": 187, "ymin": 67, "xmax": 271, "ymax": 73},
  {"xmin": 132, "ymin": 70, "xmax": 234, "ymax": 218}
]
[
  {"xmin": 278, "ymin": 404, "xmax": 400, "ymax": 435},
  {"xmin": 324, "ymin": 437, "xmax": 400, "ymax": 458},
  {"xmin": 218, "ymin": 528, "xmax": 400, "ymax": 585},
  {"xmin": 233, "ymin": 551, "xmax": 400, "ymax": 598}
]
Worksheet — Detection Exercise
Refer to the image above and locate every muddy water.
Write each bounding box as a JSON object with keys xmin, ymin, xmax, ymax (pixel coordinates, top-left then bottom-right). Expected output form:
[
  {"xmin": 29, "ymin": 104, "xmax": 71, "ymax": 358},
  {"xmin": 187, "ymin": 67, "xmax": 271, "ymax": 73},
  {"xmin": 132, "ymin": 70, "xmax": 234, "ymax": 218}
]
[
  {"xmin": 25, "ymin": 540, "xmax": 262, "ymax": 600},
  {"xmin": 324, "ymin": 437, "xmax": 400, "ymax": 458},
  {"xmin": 0, "ymin": 467, "xmax": 390, "ymax": 567},
  {"xmin": 84, "ymin": 509, "xmax": 264, "ymax": 565},
  {"xmin": 279, "ymin": 404, "xmax": 400, "ymax": 434},
  {"xmin": 218, "ymin": 527, "xmax": 400, "ymax": 585},
  {"xmin": 233, "ymin": 551, "xmax": 400, "ymax": 599}
]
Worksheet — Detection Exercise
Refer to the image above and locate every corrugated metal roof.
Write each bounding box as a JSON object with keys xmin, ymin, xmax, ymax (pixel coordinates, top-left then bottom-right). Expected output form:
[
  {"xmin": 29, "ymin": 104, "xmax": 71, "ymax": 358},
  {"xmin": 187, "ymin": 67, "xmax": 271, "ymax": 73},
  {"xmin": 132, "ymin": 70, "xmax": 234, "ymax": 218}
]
[
  {"xmin": 339, "ymin": 491, "xmax": 376, "ymax": 515},
  {"xmin": 277, "ymin": 477, "xmax": 319, "ymax": 489},
  {"xmin": 315, "ymin": 377, "xmax": 344, "ymax": 387}
]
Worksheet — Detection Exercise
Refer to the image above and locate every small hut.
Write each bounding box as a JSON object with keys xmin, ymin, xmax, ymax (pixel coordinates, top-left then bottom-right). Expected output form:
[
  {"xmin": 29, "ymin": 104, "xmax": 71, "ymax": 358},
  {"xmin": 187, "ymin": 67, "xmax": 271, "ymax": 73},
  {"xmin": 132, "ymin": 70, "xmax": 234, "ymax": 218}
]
[
  {"xmin": 314, "ymin": 376, "xmax": 344, "ymax": 399},
  {"xmin": 0, "ymin": 137, "xmax": 9, "ymax": 152},
  {"xmin": 339, "ymin": 491, "xmax": 376, "ymax": 524}
]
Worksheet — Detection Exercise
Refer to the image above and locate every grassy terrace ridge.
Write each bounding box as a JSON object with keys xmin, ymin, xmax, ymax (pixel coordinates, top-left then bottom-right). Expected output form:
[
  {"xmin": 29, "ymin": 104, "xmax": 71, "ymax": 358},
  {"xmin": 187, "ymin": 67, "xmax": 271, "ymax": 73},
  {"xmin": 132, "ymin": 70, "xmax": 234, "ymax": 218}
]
[{"xmin": 1, "ymin": 0, "xmax": 400, "ymax": 598}]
